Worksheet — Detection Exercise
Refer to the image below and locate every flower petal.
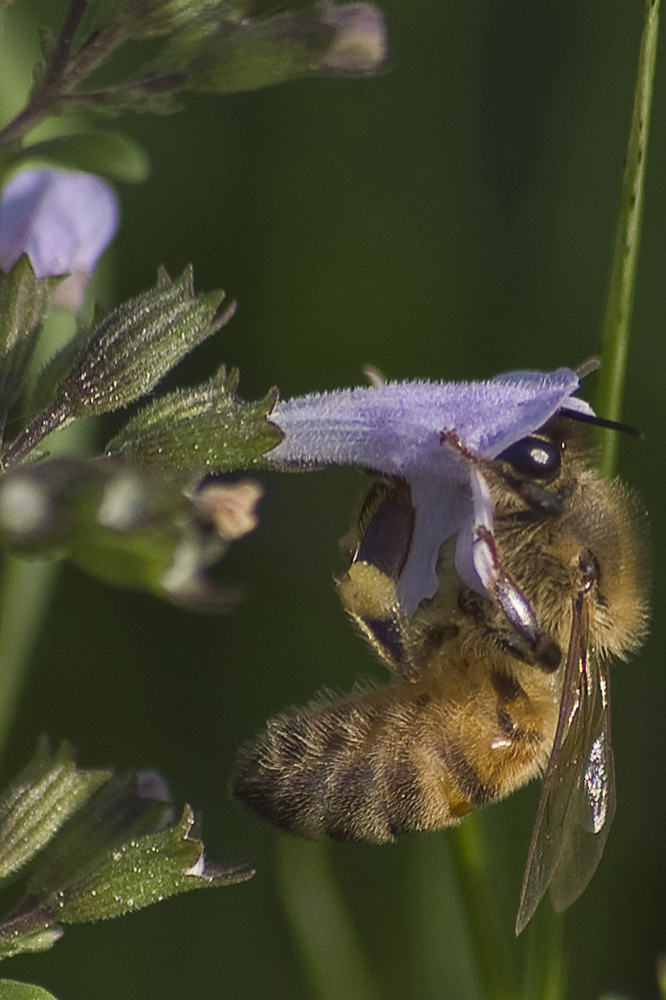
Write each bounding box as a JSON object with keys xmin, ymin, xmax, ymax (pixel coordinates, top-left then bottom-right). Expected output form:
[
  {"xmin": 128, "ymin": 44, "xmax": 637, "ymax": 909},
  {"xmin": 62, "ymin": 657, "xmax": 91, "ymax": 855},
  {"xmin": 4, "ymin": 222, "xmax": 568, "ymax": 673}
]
[
  {"xmin": 0, "ymin": 169, "xmax": 119, "ymax": 307},
  {"xmin": 268, "ymin": 368, "xmax": 593, "ymax": 476},
  {"xmin": 269, "ymin": 367, "xmax": 596, "ymax": 612}
]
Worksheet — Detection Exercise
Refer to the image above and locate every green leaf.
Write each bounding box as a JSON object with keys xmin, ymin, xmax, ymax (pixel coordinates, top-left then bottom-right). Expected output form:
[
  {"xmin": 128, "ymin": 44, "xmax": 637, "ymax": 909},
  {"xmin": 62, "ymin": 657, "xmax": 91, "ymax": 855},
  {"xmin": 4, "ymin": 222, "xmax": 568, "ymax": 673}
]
[
  {"xmin": 0, "ymin": 258, "xmax": 60, "ymax": 420},
  {"xmin": 0, "ymin": 739, "xmax": 110, "ymax": 882},
  {"xmin": 106, "ymin": 365, "xmax": 282, "ymax": 473},
  {"xmin": 19, "ymin": 131, "xmax": 151, "ymax": 184},
  {"xmin": 0, "ymin": 980, "xmax": 60, "ymax": 1000},
  {"xmin": 0, "ymin": 456, "xmax": 248, "ymax": 606},
  {"xmin": 58, "ymin": 266, "xmax": 233, "ymax": 416}
]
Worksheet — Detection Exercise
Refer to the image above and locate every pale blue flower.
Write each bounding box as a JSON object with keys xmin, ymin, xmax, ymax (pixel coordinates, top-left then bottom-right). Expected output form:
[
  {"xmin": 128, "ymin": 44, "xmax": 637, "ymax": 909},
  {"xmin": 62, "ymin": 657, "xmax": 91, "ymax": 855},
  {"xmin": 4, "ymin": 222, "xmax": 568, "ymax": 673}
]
[
  {"xmin": 268, "ymin": 367, "xmax": 595, "ymax": 614},
  {"xmin": 0, "ymin": 168, "xmax": 119, "ymax": 308}
]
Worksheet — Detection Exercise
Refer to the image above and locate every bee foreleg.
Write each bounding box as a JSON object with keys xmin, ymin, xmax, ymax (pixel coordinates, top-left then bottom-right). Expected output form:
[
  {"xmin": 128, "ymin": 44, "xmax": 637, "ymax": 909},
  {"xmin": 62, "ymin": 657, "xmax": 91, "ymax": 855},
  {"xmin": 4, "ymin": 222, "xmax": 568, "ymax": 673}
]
[{"xmin": 475, "ymin": 525, "xmax": 561, "ymax": 673}]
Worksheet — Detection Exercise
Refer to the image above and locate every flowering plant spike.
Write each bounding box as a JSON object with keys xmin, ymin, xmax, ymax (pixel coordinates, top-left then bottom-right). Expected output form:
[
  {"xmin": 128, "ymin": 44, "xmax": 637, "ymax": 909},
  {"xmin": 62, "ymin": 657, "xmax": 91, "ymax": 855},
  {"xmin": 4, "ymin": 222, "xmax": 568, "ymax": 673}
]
[{"xmin": 267, "ymin": 367, "xmax": 595, "ymax": 614}]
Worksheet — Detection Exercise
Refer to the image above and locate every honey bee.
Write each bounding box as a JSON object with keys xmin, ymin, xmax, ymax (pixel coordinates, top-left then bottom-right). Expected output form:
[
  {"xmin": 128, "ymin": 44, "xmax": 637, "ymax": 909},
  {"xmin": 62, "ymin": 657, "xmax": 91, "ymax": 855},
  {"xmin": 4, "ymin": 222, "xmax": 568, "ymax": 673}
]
[{"xmin": 232, "ymin": 406, "xmax": 648, "ymax": 932}]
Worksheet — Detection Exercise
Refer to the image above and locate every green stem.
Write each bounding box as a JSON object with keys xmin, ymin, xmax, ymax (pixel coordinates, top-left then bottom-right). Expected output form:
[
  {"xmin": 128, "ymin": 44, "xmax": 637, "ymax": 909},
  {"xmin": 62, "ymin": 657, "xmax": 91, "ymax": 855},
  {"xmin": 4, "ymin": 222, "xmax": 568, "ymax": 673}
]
[
  {"xmin": 0, "ymin": 10, "xmax": 127, "ymax": 148},
  {"xmin": 521, "ymin": 906, "xmax": 566, "ymax": 1000},
  {"xmin": 0, "ymin": 557, "xmax": 59, "ymax": 758},
  {"xmin": 0, "ymin": 400, "xmax": 73, "ymax": 473},
  {"xmin": 276, "ymin": 838, "xmax": 382, "ymax": 1000},
  {"xmin": 595, "ymin": 0, "xmax": 660, "ymax": 477},
  {"xmin": 0, "ymin": 282, "xmax": 109, "ymax": 760},
  {"xmin": 450, "ymin": 817, "xmax": 519, "ymax": 1000},
  {"xmin": 0, "ymin": 409, "xmax": 91, "ymax": 761}
]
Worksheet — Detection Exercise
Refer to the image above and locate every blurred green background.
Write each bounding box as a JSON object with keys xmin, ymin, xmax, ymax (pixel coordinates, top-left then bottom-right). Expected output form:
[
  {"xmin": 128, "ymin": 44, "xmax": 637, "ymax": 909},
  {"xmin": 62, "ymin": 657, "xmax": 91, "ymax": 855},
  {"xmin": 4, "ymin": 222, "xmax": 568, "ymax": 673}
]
[{"xmin": 1, "ymin": 1, "xmax": 665, "ymax": 998}]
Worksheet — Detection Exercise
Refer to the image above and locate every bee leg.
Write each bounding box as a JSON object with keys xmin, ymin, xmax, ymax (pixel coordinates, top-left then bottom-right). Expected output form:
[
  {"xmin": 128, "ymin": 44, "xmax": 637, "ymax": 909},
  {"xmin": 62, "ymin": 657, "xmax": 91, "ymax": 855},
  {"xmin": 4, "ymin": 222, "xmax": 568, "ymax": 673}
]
[
  {"xmin": 458, "ymin": 585, "xmax": 560, "ymax": 670},
  {"xmin": 474, "ymin": 525, "xmax": 562, "ymax": 673},
  {"xmin": 339, "ymin": 480, "xmax": 421, "ymax": 677},
  {"xmin": 447, "ymin": 449, "xmax": 562, "ymax": 675},
  {"xmin": 340, "ymin": 479, "xmax": 461, "ymax": 680},
  {"xmin": 354, "ymin": 478, "xmax": 415, "ymax": 579}
]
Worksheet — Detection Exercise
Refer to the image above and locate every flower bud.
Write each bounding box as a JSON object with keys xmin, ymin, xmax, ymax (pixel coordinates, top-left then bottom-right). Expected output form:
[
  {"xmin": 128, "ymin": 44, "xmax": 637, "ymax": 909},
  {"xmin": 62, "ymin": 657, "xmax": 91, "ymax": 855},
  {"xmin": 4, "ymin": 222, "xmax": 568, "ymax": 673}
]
[
  {"xmin": 318, "ymin": 3, "xmax": 388, "ymax": 73},
  {"xmin": 180, "ymin": 2, "xmax": 388, "ymax": 94}
]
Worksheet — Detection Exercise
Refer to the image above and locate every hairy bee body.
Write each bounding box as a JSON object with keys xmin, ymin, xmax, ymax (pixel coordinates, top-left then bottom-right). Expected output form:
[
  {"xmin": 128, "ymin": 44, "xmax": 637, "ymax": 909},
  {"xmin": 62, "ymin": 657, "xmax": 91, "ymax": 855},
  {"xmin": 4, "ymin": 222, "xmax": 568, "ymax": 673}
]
[
  {"xmin": 232, "ymin": 418, "xmax": 647, "ymax": 846},
  {"xmin": 232, "ymin": 636, "xmax": 558, "ymax": 843}
]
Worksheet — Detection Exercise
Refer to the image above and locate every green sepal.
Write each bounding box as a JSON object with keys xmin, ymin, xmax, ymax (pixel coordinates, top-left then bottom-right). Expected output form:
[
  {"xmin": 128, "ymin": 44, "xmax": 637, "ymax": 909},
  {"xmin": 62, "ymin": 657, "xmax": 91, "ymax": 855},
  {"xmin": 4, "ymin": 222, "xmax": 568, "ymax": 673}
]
[
  {"xmin": 0, "ymin": 981, "xmax": 60, "ymax": 1000},
  {"xmin": 0, "ymin": 739, "xmax": 110, "ymax": 883},
  {"xmin": 25, "ymin": 771, "xmax": 176, "ymax": 900},
  {"xmin": 106, "ymin": 365, "xmax": 282, "ymax": 473},
  {"xmin": 26, "ymin": 310, "xmax": 104, "ymax": 420},
  {"xmin": 0, "ymin": 980, "xmax": 60, "ymax": 1000},
  {"xmin": 47, "ymin": 804, "xmax": 253, "ymax": 924},
  {"xmin": 0, "ymin": 258, "xmax": 60, "ymax": 419},
  {"xmin": 56, "ymin": 88, "xmax": 181, "ymax": 120},
  {"xmin": 0, "ymin": 457, "xmax": 243, "ymax": 606},
  {"xmin": 0, "ymin": 768, "xmax": 252, "ymax": 956},
  {"xmin": 180, "ymin": 10, "xmax": 337, "ymax": 94},
  {"xmin": 77, "ymin": 0, "xmax": 245, "ymax": 42},
  {"xmin": 0, "ymin": 917, "xmax": 63, "ymax": 962},
  {"xmin": 56, "ymin": 266, "xmax": 232, "ymax": 417},
  {"xmin": 0, "ymin": 740, "xmax": 110, "ymax": 879},
  {"xmin": 123, "ymin": 0, "xmax": 248, "ymax": 39},
  {"xmin": 25, "ymin": 773, "xmax": 253, "ymax": 924},
  {"xmin": 18, "ymin": 131, "xmax": 151, "ymax": 184}
]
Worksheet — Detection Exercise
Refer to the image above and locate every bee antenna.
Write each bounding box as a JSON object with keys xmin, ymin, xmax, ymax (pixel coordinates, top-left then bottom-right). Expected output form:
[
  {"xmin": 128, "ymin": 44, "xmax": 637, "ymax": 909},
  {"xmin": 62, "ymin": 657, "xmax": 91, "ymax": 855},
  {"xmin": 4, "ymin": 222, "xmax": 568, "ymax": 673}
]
[{"xmin": 564, "ymin": 409, "xmax": 643, "ymax": 439}]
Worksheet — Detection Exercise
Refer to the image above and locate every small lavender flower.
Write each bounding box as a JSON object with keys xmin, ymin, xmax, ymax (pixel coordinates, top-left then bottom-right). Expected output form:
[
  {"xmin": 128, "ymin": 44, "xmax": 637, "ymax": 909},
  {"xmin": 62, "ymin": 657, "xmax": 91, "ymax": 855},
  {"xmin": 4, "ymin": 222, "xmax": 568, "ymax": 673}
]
[
  {"xmin": 267, "ymin": 368, "xmax": 595, "ymax": 614},
  {"xmin": 0, "ymin": 168, "xmax": 119, "ymax": 309}
]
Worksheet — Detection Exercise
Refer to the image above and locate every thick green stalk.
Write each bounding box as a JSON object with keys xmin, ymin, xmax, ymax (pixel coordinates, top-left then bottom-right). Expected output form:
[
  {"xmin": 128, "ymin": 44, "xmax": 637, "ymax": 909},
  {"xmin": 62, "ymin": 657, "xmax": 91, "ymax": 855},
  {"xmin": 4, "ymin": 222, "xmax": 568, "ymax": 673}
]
[
  {"xmin": 0, "ymin": 414, "xmax": 90, "ymax": 760},
  {"xmin": 521, "ymin": 906, "xmax": 566, "ymax": 1000},
  {"xmin": 595, "ymin": 0, "xmax": 660, "ymax": 477},
  {"xmin": 277, "ymin": 838, "xmax": 382, "ymax": 1000},
  {"xmin": 450, "ymin": 817, "xmax": 519, "ymax": 1000}
]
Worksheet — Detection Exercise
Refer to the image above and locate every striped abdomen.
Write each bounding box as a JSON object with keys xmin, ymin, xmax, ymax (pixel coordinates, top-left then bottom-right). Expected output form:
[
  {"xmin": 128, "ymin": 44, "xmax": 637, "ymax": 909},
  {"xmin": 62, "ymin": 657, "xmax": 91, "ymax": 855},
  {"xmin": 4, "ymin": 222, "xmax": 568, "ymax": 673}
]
[{"xmin": 231, "ymin": 659, "xmax": 558, "ymax": 843}]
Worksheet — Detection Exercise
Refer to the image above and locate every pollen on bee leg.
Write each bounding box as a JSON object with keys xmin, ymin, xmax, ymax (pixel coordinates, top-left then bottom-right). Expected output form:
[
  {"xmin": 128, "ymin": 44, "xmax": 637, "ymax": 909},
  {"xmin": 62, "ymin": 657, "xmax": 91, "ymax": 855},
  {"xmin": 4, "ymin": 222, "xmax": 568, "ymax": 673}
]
[{"xmin": 337, "ymin": 562, "xmax": 398, "ymax": 620}]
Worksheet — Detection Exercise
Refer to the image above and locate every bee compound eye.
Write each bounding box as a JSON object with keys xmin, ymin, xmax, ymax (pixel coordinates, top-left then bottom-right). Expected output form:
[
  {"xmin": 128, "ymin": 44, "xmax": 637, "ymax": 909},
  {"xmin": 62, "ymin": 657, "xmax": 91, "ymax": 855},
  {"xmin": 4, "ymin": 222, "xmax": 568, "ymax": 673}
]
[{"xmin": 498, "ymin": 436, "xmax": 561, "ymax": 481}]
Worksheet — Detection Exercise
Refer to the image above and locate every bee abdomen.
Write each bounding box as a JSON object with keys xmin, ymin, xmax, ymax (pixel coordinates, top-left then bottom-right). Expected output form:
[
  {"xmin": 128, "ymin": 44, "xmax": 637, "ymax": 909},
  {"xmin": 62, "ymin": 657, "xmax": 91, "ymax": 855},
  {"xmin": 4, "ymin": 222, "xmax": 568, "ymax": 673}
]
[{"xmin": 231, "ymin": 684, "xmax": 503, "ymax": 843}]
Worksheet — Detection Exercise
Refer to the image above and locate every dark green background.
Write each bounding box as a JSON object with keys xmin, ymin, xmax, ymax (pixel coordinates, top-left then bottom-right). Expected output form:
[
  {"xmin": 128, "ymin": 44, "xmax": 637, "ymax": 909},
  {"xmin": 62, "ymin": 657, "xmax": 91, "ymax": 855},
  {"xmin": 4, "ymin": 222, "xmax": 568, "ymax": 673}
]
[{"xmin": 2, "ymin": 1, "xmax": 665, "ymax": 998}]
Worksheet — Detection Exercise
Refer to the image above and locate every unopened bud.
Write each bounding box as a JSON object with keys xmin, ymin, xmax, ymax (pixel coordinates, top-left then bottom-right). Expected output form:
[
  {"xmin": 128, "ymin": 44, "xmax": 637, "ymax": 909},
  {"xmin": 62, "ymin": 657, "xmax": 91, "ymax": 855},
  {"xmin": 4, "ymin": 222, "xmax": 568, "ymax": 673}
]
[
  {"xmin": 319, "ymin": 4, "xmax": 388, "ymax": 73},
  {"xmin": 181, "ymin": 2, "xmax": 388, "ymax": 94}
]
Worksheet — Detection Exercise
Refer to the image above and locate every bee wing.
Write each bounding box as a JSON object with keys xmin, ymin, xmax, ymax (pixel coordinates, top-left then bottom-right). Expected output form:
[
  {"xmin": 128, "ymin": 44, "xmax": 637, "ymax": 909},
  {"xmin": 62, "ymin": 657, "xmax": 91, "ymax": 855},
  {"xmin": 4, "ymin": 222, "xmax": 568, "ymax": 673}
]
[{"xmin": 515, "ymin": 593, "xmax": 615, "ymax": 935}]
